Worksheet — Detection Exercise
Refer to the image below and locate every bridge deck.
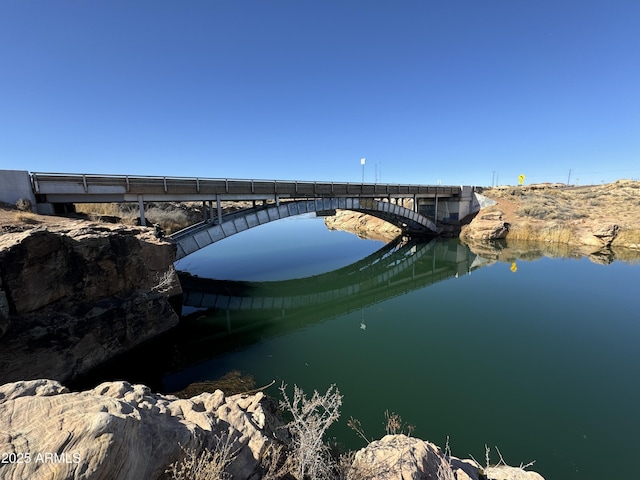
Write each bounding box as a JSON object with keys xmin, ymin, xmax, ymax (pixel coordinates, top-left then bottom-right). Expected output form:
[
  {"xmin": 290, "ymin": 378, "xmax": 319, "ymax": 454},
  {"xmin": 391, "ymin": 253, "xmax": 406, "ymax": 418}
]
[{"xmin": 31, "ymin": 172, "xmax": 462, "ymax": 203}]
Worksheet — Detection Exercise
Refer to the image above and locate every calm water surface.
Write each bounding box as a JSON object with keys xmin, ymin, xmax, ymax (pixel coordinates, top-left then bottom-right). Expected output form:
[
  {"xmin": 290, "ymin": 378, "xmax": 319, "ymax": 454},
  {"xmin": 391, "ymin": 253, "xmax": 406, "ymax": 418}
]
[{"xmin": 93, "ymin": 214, "xmax": 640, "ymax": 479}]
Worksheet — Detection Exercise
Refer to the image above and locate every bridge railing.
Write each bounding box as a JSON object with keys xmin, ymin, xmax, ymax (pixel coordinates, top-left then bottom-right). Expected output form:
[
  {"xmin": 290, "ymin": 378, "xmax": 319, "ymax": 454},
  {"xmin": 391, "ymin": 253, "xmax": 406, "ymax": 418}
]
[{"xmin": 31, "ymin": 172, "xmax": 461, "ymax": 197}]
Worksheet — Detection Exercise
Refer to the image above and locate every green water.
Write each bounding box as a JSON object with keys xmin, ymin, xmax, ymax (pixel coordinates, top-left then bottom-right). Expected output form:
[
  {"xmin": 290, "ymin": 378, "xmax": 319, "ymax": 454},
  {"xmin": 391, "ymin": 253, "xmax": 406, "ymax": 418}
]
[{"xmin": 88, "ymin": 214, "xmax": 640, "ymax": 479}]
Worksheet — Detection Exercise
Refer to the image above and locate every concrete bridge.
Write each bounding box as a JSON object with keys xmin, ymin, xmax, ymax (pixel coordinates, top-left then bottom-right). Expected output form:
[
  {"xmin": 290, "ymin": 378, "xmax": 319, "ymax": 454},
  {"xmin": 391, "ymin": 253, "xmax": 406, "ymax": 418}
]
[{"xmin": 1, "ymin": 170, "xmax": 484, "ymax": 259}]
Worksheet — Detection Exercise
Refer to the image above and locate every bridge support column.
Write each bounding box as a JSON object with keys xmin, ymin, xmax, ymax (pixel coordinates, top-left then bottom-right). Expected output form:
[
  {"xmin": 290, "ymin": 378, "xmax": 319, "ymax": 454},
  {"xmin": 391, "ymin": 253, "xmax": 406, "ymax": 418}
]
[
  {"xmin": 434, "ymin": 192, "xmax": 438, "ymax": 227},
  {"xmin": 137, "ymin": 195, "xmax": 146, "ymax": 226},
  {"xmin": 208, "ymin": 201, "xmax": 214, "ymax": 222},
  {"xmin": 216, "ymin": 198, "xmax": 223, "ymax": 224}
]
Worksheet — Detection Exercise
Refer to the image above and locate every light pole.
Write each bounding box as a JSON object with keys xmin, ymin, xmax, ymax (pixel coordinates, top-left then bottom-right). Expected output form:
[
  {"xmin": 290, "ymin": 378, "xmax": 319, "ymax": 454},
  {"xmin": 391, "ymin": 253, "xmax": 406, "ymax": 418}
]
[{"xmin": 361, "ymin": 157, "xmax": 366, "ymax": 183}]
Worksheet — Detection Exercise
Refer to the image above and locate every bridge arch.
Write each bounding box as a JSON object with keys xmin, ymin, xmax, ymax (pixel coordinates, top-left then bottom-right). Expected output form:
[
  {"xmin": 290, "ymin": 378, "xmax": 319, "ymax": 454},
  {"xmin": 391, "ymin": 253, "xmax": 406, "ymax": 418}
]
[{"xmin": 172, "ymin": 197, "xmax": 439, "ymax": 260}]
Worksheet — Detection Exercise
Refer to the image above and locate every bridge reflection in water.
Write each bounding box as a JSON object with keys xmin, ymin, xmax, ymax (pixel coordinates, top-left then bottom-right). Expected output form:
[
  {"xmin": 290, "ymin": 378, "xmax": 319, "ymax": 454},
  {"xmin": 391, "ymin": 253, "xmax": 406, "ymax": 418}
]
[{"xmin": 177, "ymin": 238, "xmax": 490, "ymax": 355}]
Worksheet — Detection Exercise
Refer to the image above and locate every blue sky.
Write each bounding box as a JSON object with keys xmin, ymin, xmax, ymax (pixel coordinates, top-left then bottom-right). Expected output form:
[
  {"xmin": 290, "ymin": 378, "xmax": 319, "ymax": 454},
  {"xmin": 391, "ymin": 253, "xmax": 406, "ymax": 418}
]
[{"xmin": 1, "ymin": 1, "xmax": 639, "ymax": 186}]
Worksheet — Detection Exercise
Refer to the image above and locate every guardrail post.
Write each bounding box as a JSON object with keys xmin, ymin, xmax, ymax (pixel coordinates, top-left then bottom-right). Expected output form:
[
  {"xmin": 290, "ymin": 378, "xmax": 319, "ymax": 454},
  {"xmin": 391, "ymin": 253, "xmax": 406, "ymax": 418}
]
[{"xmin": 434, "ymin": 192, "xmax": 438, "ymax": 227}]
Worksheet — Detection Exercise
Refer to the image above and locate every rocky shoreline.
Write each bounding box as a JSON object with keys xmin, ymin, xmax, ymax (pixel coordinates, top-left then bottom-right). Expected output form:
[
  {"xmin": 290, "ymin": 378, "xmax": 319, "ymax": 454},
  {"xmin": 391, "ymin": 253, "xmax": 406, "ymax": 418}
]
[
  {"xmin": 0, "ymin": 379, "xmax": 544, "ymax": 480},
  {"xmin": 460, "ymin": 180, "xmax": 640, "ymax": 254}
]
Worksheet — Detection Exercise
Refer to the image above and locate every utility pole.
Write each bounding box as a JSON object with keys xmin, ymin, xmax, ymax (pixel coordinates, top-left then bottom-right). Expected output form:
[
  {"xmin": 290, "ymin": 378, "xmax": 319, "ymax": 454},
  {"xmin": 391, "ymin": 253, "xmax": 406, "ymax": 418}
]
[
  {"xmin": 567, "ymin": 169, "xmax": 572, "ymax": 185},
  {"xmin": 361, "ymin": 158, "xmax": 366, "ymax": 183}
]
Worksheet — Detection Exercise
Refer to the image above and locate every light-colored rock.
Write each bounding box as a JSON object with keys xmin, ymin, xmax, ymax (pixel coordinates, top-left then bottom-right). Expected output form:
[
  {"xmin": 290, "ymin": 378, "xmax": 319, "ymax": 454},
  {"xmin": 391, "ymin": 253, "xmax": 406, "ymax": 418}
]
[
  {"xmin": 352, "ymin": 434, "xmax": 458, "ymax": 480},
  {"xmin": 325, "ymin": 209, "xmax": 402, "ymax": 242},
  {"xmin": 461, "ymin": 209, "xmax": 510, "ymax": 241},
  {"xmin": 576, "ymin": 223, "xmax": 619, "ymax": 248},
  {"xmin": 484, "ymin": 464, "xmax": 545, "ymax": 480},
  {"xmin": 0, "ymin": 379, "xmax": 282, "ymax": 480}
]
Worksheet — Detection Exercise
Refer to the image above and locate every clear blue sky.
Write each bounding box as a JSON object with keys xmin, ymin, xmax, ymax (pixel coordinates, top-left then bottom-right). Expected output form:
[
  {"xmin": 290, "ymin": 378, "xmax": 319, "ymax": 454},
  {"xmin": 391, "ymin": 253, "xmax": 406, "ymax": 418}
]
[{"xmin": 1, "ymin": 1, "xmax": 639, "ymax": 186}]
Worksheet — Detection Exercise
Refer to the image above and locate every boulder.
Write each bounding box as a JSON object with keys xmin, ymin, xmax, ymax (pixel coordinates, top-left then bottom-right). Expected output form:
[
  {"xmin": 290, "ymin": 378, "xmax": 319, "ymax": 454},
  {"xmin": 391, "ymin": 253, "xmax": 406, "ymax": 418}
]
[
  {"xmin": 576, "ymin": 223, "xmax": 619, "ymax": 248},
  {"xmin": 325, "ymin": 210, "xmax": 402, "ymax": 242},
  {"xmin": 0, "ymin": 379, "xmax": 282, "ymax": 480},
  {"xmin": 352, "ymin": 434, "xmax": 472, "ymax": 480},
  {"xmin": 461, "ymin": 210, "xmax": 510, "ymax": 241}
]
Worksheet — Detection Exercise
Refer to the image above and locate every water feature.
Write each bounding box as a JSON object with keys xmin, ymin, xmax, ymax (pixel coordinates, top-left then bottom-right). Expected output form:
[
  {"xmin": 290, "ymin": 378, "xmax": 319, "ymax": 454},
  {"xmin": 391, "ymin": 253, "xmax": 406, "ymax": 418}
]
[{"xmin": 86, "ymin": 213, "xmax": 640, "ymax": 479}]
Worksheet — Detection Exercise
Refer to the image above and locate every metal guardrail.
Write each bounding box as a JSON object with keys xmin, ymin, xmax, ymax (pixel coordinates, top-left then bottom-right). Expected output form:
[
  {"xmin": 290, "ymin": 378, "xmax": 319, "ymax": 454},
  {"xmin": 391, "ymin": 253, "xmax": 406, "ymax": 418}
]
[{"xmin": 30, "ymin": 172, "xmax": 462, "ymax": 197}]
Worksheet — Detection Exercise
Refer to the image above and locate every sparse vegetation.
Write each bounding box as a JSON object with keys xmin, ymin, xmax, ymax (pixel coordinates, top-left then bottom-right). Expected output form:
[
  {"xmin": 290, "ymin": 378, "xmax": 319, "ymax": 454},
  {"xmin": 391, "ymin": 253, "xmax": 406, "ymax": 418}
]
[
  {"xmin": 14, "ymin": 212, "xmax": 39, "ymax": 224},
  {"xmin": 383, "ymin": 409, "xmax": 415, "ymax": 436},
  {"xmin": 277, "ymin": 383, "xmax": 342, "ymax": 480},
  {"xmin": 166, "ymin": 435, "xmax": 238, "ymax": 480},
  {"xmin": 481, "ymin": 180, "xmax": 640, "ymax": 250},
  {"xmin": 173, "ymin": 370, "xmax": 257, "ymax": 398},
  {"xmin": 152, "ymin": 266, "xmax": 177, "ymax": 294},
  {"xmin": 74, "ymin": 200, "xmax": 257, "ymax": 234},
  {"xmin": 74, "ymin": 202, "xmax": 197, "ymax": 233}
]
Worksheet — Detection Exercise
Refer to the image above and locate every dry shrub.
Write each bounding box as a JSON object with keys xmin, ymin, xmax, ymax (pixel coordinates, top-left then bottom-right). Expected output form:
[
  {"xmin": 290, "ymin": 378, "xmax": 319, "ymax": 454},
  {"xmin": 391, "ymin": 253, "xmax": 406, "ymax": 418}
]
[
  {"xmin": 74, "ymin": 202, "xmax": 195, "ymax": 233},
  {"xmin": 14, "ymin": 212, "xmax": 39, "ymax": 224},
  {"xmin": 613, "ymin": 228, "xmax": 640, "ymax": 248},
  {"xmin": 15, "ymin": 198, "xmax": 32, "ymax": 211},
  {"xmin": 146, "ymin": 207, "xmax": 191, "ymax": 233},
  {"xmin": 384, "ymin": 410, "xmax": 415, "ymax": 436},
  {"xmin": 166, "ymin": 436, "xmax": 237, "ymax": 480},
  {"xmin": 278, "ymin": 383, "xmax": 342, "ymax": 480},
  {"xmin": 508, "ymin": 223, "xmax": 574, "ymax": 244},
  {"xmin": 75, "ymin": 202, "xmax": 124, "ymax": 217},
  {"xmin": 515, "ymin": 195, "xmax": 587, "ymax": 221}
]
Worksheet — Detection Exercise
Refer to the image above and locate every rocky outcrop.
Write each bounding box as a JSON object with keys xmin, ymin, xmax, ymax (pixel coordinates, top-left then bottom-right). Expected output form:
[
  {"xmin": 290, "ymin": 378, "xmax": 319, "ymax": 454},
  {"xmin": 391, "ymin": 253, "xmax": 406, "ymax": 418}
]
[
  {"xmin": 464, "ymin": 182, "xmax": 640, "ymax": 251},
  {"xmin": 0, "ymin": 379, "xmax": 283, "ymax": 480},
  {"xmin": 351, "ymin": 434, "xmax": 544, "ymax": 480},
  {"xmin": 460, "ymin": 209, "xmax": 510, "ymax": 241},
  {"xmin": 0, "ymin": 222, "xmax": 181, "ymax": 384},
  {"xmin": 325, "ymin": 210, "xmax": 402, "ymax": 242},
  {"xmin": 0, "ymin": 380, "xmax": 545, "ymax": 480},
  {"xmin": 575, "ymin": 223, "xmax": 619, "ymax": 248}
]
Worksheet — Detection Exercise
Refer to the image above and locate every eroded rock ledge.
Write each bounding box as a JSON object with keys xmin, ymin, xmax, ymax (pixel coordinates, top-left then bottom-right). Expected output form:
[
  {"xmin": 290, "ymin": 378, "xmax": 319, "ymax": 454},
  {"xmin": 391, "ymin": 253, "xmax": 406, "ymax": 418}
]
[
  {"xmin": 0, "ymin": 379, "xmax": 545, "ymax": 480},
  {"xmin": 0, "ymin": 222, "xmax": 181, "ymax": 385}
]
